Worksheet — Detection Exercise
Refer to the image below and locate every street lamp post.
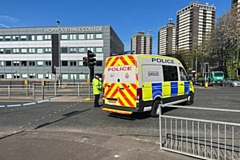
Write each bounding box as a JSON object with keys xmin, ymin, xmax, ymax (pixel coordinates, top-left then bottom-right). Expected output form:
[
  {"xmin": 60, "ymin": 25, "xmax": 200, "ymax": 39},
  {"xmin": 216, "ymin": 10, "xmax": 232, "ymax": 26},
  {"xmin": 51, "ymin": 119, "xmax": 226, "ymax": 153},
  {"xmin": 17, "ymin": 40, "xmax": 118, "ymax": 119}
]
[{"xmin": 56, "ymin": 20, "xmax": 61, "ymax": 88}]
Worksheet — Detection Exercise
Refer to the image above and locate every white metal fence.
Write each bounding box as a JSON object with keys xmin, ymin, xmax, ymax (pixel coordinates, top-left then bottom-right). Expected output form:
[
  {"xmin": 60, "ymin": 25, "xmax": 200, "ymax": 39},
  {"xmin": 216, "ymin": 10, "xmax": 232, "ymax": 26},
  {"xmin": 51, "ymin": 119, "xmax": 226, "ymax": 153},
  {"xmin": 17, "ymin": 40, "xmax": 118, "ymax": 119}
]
[
  {"xmin": 159, "ymin": 105, "xmax": 240, "ymax": 160},
  {"xmin": 0, "ymin": 82, "xmax": 92, "ymax": 100}
]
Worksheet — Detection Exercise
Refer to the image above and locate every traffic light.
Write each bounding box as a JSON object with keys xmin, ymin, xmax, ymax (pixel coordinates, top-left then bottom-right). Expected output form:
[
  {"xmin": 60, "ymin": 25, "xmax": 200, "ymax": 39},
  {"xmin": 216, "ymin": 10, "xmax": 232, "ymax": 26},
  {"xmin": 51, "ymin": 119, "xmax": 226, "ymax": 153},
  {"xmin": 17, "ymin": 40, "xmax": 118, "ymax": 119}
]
[
  {"xmin": 83, "ymin": 57, "xmax": 88, "ymax": 66},
  {"xmin": 204, "ymin": 62, "xmax": 209, "ymax": 73},
  {"xmin": 87, "ymin": 50, "xmax": 96, "ymax": 67}
]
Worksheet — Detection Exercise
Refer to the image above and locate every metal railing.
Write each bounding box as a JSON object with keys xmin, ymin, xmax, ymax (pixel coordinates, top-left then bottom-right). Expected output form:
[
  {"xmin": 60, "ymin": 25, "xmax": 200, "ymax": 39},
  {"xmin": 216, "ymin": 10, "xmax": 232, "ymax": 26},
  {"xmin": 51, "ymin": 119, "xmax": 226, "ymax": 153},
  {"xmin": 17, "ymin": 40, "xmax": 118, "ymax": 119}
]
[
  {"xmin": 0, "ymin": 82, "xmax": 92, "ymax": 100},
  {"xmin": 159, "ymin": 105, "xmax": 240, "ymax": 160}
]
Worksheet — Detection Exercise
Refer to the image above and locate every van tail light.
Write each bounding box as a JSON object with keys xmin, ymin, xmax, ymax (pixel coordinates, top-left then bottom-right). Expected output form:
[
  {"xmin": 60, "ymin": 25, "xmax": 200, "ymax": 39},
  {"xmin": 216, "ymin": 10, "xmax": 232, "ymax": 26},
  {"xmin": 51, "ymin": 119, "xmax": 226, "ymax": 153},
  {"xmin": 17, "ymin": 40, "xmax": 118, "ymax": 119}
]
[{"xmin": 137, "ymin": 88, "xmax": 142, "ymax": 100}]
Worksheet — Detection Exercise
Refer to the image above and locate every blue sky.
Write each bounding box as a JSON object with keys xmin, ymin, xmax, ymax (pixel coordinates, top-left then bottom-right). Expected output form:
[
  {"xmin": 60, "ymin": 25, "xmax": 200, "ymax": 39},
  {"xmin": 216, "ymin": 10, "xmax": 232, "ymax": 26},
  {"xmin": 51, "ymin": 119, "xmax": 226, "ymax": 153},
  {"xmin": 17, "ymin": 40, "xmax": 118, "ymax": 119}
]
[{"xmin": 0, "ymin": 0, "xmax": 231, "ymax": 54}]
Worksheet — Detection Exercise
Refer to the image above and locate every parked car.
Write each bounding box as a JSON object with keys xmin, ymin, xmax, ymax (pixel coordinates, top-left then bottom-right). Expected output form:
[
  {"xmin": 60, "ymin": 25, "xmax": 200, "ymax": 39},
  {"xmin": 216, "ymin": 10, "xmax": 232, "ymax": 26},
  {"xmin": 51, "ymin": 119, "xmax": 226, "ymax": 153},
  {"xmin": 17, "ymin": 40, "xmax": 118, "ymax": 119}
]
[{"xmin": 222, "ymin": 78, "xmax": 240, "ymax": 87}]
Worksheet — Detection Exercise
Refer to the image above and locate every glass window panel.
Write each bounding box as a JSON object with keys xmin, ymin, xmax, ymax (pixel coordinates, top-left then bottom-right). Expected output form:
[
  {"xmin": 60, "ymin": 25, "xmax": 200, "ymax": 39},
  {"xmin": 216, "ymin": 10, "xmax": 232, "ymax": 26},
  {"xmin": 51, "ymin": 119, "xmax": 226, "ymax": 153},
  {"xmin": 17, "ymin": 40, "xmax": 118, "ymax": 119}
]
[
  {"xmin": 70, "ymin": 74, "xmax": 77, "ymax": 79},
  {"xmin": 29, "ymin": 35, "xmax": 35, "ymax": 40},
  {"xmin": 79, "ymin": 74, "xmax": 85, "ymax": 80},
  {"xmin": 0, "ymin": 61, "xmax": 4, "ymax": 66},
  {"xmin": 70, "ymin": 34, "xmax": 77, "ymax": 40},
  {"xmin": 0, "ymin": 36, "xmax": 3, "ymax": 41},
  {"xmin": 37, "ymin": 61, "xmax": 43, "ymax": 66},
  {"xmin": 37, "ymin": 48, "xmax": 43, "ymax": 53},
  {"xmin": 96, "ymin": 33, "xmax": 102, "ymax": 39},
  {"xmin": 20, "ymin": 36, "xmax": 27, "ymax": 41},
  {"xmin": 12, "ymin": 36, "xmax": 19, "ymax": 41},
  {"xmin": 87, "ymin": 34, "xmax": 94, "ymax": 39},
  {"xmin": 62, "ymin": 74, "xmax": 68, "ymax": 79},
  {"xmin": 61, "ymin": 34, "xmax": 68, "ymax": 40},
  {"xmin": 29, "ymin": 61, "xmax": 35, "ymax": 66},
  {"xmin": 62, "ymin": 47, "xmax": 68, "ymax": 53},
  {"xmin": 62, "ymin": 61, "xmax": 68, "ymax": 66},
  {"xmin": 44, "ymin": 35, "xmax": 51, "ymax": 40},
  {"xmin": 5, "ymin": 49, "xmax": 11, "ymax": 54},
  {"xmin": 21, "ymin": 61, "xmax": 27, "ymax": 66},
  {"xmin": 13, "ymin": 61, "xmax": 20, "ymax": 66},
  {"xmin": 78, "ymin": 61, "xmax": 83, "ymax": 66},
  {"xmin": 0, "ymin": 49, "xmax": 3, "ymax": 54},
  {"xmin": 21, "ymin": 48, "xmax": 27, "ymax": 53},
  {"xmin": 13, "ymin": 49, "xmax": 20, "ymax": 53},
  {"xmin": 87, "ymin": 48, "xmax": 94, "ymax": 52},
  {"xmin": 78, "ymin": 48, "xmax": 85, "ymax": 53},
  {"xmin": 6, "ymin": 61, "xmax": 11, "ymax": 66},
  {"xmin": 5, "ymin": 36, "xmax": 11, "ymax": 41},
  {"xmin": 69, "ymin": 47, "xmax": 76, "ymax": 53},
  {"xmin": 96, "ymin": 47, "xmax": 103, "ymax": 53},
  {"xmin": 36, "ymin": 35, "xmax": 43, "ymax": 40},
  {"xmin": 78, "ymin": 34, "xmax": 85, "ymax": 39},
  {"xmin": 45, "ymin": 48, "xmax": 51, "ymax": 53},
  {"xmin": 38, "ymin": 74, "xmax": 44, "ymax": 79},
  {"xmin": 29, "ymin": 48, "xmax": 35, "ymax": 53},
  {"xmin": 70, "ymin": 61, "xmax": 77, "ymax": 66},
  {"xmin": 6, "ymin": 74, "xmax": 12, "ymax": 79},
  {"xmin": 22, "ymin": 74, "xmax": 28, "ymax": 78}
]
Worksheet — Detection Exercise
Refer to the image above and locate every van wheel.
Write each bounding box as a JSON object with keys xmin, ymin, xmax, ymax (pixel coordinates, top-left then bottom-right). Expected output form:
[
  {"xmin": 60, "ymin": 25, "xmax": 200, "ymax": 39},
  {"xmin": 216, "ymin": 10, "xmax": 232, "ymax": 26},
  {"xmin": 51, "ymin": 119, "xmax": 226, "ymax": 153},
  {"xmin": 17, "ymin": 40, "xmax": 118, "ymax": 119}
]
[
  {"xmin": 151, "ymin": 100, "xmax": 162, "ymax": 118},
  {"xmin": 186, "ymin": 92, "xmax": 194, "ymax": 105}
]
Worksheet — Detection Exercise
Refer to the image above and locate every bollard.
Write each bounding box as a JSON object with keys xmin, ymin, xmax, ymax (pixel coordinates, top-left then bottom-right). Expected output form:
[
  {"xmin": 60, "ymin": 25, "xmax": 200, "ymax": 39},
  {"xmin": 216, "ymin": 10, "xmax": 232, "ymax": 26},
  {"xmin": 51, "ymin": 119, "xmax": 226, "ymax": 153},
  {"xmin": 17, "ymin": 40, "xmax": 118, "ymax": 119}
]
[{"xmin": 204, "ymin": 81, "xmax": 209, "ymax": 88}]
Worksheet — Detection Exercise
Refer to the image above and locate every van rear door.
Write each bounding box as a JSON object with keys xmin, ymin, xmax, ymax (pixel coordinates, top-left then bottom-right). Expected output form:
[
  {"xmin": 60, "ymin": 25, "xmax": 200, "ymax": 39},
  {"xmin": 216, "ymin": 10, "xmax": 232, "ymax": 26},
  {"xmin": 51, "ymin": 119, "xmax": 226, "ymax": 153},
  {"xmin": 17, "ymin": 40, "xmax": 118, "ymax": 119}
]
[{"xmin": 103, "ymin": 56, "xmax": 137, "ymax": 108}]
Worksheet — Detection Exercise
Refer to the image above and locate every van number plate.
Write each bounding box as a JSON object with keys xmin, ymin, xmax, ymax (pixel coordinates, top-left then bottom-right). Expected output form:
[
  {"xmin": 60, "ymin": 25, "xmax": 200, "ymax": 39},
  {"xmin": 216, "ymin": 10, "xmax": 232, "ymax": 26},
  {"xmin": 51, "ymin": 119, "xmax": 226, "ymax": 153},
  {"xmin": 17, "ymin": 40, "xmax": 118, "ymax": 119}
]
[{"xmin": 108, "ymin": 99, "xmax": 117, "ymax": 103}]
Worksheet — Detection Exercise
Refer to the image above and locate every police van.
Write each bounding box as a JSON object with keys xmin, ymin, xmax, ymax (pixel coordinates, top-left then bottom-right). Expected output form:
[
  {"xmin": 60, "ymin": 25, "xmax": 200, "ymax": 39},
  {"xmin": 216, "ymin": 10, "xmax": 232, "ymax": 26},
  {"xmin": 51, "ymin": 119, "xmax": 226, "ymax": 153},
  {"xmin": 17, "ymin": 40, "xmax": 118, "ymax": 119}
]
[{"xmin": 102, "ymin": 54, "xmax": 194, "ymax": 117}]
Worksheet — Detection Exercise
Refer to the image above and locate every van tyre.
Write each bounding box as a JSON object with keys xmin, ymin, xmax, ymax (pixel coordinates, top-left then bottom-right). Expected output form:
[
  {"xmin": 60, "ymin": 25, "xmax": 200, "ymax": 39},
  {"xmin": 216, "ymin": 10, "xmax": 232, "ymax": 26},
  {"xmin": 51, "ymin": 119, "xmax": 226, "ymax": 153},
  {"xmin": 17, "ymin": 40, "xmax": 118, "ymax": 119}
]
[
  {"xmin": 151, "ymin": 100, "xmax": 162, "ymax": 118},
  {"xmin": 186, "ymin": 92, "xmax": 194, "ymax": 105}
]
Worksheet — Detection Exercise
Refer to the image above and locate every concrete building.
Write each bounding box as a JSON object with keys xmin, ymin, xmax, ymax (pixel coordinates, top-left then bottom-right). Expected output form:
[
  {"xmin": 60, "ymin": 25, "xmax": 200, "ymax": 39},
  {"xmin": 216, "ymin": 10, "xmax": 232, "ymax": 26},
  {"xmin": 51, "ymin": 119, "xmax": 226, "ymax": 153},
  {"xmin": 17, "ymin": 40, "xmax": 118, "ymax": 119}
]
[
  {"xmin": 0, "ymin": 25, "xmax": 124, "ymax": 81},
  {"xmin": 176, "ymin": 2, "xmax": 216, "ymax": 52},
  {"xmin": 232, "ymin": 0, "xmax": 240, "ymax": 8},
  {"xmin": 131, "ymin": 32, "xmax": 152, "ymax": 54},
  {"xmin": 158, "ymin": 19, "xmax": 176, "ymax": 55}
]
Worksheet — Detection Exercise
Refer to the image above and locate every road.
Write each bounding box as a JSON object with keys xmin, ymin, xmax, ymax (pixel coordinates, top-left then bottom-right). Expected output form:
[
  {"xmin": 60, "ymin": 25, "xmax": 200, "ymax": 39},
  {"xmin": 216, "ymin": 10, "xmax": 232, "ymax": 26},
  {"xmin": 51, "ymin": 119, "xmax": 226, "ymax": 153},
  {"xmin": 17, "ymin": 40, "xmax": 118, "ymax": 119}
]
[{"xmin": 0, "ymin": 86, "xmax": 239, "ymax": 159}]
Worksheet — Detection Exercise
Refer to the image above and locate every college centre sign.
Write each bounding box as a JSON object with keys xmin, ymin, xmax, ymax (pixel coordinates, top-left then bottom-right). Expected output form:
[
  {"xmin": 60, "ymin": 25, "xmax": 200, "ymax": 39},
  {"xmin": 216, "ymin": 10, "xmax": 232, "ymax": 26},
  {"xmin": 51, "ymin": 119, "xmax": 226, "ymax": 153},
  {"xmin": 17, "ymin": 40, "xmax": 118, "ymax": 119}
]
[{"xmin": 44, "ymin": 26, "xmax": 102, "ymax": 33}]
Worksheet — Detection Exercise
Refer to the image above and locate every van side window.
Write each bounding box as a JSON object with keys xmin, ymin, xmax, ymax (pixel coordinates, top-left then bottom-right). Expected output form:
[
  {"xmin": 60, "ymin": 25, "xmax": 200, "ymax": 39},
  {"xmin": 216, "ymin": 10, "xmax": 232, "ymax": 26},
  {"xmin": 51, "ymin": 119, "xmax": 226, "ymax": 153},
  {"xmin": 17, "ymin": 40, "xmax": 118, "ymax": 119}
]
[
  {"xmin": 179, "ymin": 67, "xmax": 188, "ymax": 81},
  {"xmin": 163, "ymin": 65, "xmax": 178, "ymax": 81}
]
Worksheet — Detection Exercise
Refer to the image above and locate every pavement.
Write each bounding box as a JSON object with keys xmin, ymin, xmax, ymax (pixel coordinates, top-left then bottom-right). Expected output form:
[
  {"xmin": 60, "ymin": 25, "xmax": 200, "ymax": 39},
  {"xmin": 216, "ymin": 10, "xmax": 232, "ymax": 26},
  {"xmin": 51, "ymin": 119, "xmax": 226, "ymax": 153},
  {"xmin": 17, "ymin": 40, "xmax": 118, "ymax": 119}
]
[{"xmin": 0, "ymin": 96, "xmax": 197, "ymax": 160}]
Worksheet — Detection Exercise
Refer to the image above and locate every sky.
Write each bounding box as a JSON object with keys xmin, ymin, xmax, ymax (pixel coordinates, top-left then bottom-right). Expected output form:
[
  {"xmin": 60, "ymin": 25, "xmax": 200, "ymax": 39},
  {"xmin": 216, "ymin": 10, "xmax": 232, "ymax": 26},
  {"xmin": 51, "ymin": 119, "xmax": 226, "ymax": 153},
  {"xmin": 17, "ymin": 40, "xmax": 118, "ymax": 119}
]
[{"xmin": 0, "ymin": 0, "xmax": 232, "ymax": 54}]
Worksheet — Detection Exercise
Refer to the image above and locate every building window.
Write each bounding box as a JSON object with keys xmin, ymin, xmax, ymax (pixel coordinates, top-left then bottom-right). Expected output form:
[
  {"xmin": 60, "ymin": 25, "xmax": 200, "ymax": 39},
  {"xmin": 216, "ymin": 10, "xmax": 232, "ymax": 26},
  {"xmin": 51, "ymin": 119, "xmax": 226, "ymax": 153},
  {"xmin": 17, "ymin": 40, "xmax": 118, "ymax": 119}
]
[
  {"xmin": 13, "ymin": 61, "xmax": 20, "ymax": 66},
  {"xmin": 22, "ymin": 74, "xmax": 28, "ymax": 78},
  {"xmin": 29, "ymin": 61, "xmax": 35, "ymax": 66},
  {"xmin": 6, "ymin": 74, "xmax": 13, "ymax": 79},
  {"xmin": 38, "ymin": 74, "xmax": 44, "ymax": 79},
  {"xmin": 36, "ymin": 35, "xmax": 43, "ymax": 40},
  {"xmin": 0, "ymin": 74, "xmax": 5, "ymax": 78},
  {"xmin": 78, "ymin": 48, "xmax": 85, "ymax": 53},
  {"xmin": 37, "ymin": 48, "xmax": 43, "ymax": 54},
  {"xmin": 12, "ymin": 36, "xmax": 19, "ymax": 41},
  {"xmin": 96, "ymin": 61, "xmax": 102, "ymax": 66},
  {"xmin": 96, "ymin": 33, "xmax": 103, "ymax": 39},
  {"xmin": 21, "ymin": 61, "xmax": 27, "ymax": 66},
  {"xmin": 13, "ymin": 49, "xmax": 20, "ymax": 54},
  {"xmin": 87, "ymin": 34, "xmax": 94, "ymax": 39},
  {"xmin": 78, "ymin": 61, "xmax": 83, "ymax": 66},
  {"xmin": 0, "ymin": 49, "xmax": 3, "ymax": 54},
  {"xmin": 79, "ymin": 74, "xmax": 85, "ymax": 80},
  {"xmin": 62, "ymin": 61, "xmax": 68, "ymax": 66},
  {"xmin": 69, "ymin": 47, "xmax": 76, "ymax": 53},
  {"xmin": 45, "ymin": 48, "xmax": 51, "ymax": 53},
  {"xmin": 44, "ymin": 35, "xmax": 51, "ymax": 40},
  {"xmin": 87, "ymin": 48, "xmax": 94, "ymax": 52},
  {"xmin": 20, "ymin": 36, "xmax": 27, "ymax": 41},
  {"xmin": 70, "ymin": 61, "xmax": 77, "ymax": 66},
  {"xmin": 62, "ymin": 74, "xmax": 68, "ymax": 80},
  {"xmin": 29, "ymin": 73, "xmax": 36, "ymax": 79},
  {"xmin": 29, "ymin": 35, "xmax": 35, "ymax": 40},
  {"xmin": 6, "ymin": 61, "xmax": 11, "ymax": 66},
  {"xmin": 70, "ymin": 74, "xmax": 77, "ymax": 80},
  {"xmin": 61, "ymin": 34, "xmax": 68, "ymax": 40},
  {"xmin": 78, "ymin": 34, "xmax": 85, "ymax": 39},
  {"xmin": 37, "ymin": 61, "xmax": 44, "ymax": 66},
  {"xmin": 5, "ymin": 36, "xmax": 11, "ymax": 41},
  {"xmin": 45, "ymin": 61, "xmax": 51, "ymax": 66},
  {"xmin": 21, "ymin": 48, "xmax": 27, "ymax": 54},
  {"xmin": 96, "ymin": 47, "xmax": 103, "ymax": 53},
  {"xmin": 0, "ymin": 61, "xmax": 4, "ymax": 66},
  {"xmin": 0, "ymin": 36, "xmax": 3, "ymax": 41},
  {"xmin": 70, "ymin": 34, "xmax": 77, "ymax": 40},
  {"xmin": 29, "ymin": 48, "xmax": 35, "ymax": 53},
  {"xmin": 61, "ymin": 47, "xmax": 68, "ymax": 53},
  {"xmin": 5, "ymin": 49, "xmax": 11, "ymax": 54}
]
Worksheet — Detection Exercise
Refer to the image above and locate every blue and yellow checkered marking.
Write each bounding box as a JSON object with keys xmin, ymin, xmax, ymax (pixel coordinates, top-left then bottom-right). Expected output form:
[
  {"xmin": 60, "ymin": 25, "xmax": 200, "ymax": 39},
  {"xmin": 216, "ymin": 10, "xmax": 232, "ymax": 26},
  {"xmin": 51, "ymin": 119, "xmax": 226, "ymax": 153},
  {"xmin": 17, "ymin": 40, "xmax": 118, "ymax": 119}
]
[{"xmin": 150, "ymin": 81, "xmax": 190, "ymax": 100}]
